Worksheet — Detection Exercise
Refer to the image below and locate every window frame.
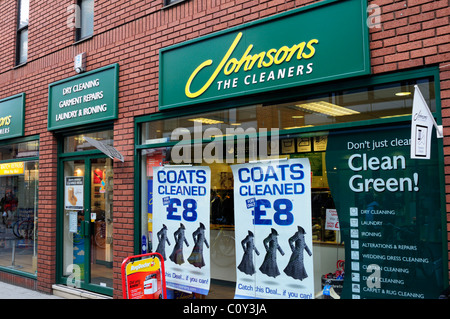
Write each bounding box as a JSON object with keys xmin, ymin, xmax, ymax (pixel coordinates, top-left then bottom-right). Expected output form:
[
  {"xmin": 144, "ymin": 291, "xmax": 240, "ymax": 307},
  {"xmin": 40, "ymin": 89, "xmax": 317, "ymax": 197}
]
[
  {"xmin": 135, "ymin": 67, "xmax": 449, "ymax": 298},
  {"xmin": 163, "ymin": 0, "xmax": 187, "ymax": 8},
  {"xmin": 75, "ymin": 0, "xmax": 94, "ymax": 42},
  {"xmin": 15, "ymin": 0, "xmax": 29, "ymax": 66},
  {"xmin": 133, "ymin": 67, "xmax": 445, "ymax": 258}
]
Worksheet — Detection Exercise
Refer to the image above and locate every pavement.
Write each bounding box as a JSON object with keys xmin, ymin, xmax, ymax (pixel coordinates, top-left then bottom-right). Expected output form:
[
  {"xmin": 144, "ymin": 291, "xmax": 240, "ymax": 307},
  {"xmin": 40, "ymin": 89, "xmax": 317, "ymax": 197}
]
[{"xmin": 0, "ymin": 281, "xmax": 63, "ymax": 299}]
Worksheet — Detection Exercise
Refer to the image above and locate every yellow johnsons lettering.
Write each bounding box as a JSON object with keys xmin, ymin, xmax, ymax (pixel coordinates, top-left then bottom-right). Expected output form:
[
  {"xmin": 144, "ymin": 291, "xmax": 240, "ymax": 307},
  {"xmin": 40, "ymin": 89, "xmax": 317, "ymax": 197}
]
[{"xmin": 185, "ymin": 32, "xmax": 319, "ymax": 99}]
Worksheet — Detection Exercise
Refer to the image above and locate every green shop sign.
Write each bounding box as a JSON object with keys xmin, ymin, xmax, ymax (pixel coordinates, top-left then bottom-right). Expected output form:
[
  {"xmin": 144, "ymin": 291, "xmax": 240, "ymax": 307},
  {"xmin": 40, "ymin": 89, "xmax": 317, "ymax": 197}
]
[
  {"xmin": 0, "ymin": 93, "xmax": 25, "ymax": 140},
  {"xmin": 159, "ymin": 0, "xmax": 370, "ymax": 110},
  {"xmin": 48, "ymin": 64, "xmax": 119, "ymax": 131},
  {"xmin": 326, "ymin": 125, "xmax": 445, "ymax": 299}
]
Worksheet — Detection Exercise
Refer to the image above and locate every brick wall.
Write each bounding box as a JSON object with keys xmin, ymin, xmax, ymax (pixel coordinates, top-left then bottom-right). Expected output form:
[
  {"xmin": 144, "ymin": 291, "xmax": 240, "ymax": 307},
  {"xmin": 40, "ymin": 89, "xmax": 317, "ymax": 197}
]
[
  {"xmin": 0, "ymin": 0, "xmax": 448, "ymax": 298},
  {"xmin": 37, "ymin": 131, "xmax": 58, "ymax": 294},
  {"xmin": 0, "ymin": 1, "xmax": 17, "ymax": 72}
]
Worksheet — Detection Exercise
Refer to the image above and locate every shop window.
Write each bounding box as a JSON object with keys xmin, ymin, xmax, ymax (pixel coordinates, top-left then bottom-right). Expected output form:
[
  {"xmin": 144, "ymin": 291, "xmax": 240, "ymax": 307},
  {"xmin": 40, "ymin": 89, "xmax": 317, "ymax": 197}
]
[
  {"xmin": 139, "ymin": 76, "xmax": 443, "ymax": 299},
  {"xmin": 76, "ymin": 0, "xmax": 94, "ymax": 41},
  {"xmin": 16, "ymin": 0, "xmax": 29, "ymax": 65},
  {"xmin": 0, "ymin": 140, "xmax": 38, "ymax": 275},
  {"xmin": 141, "ymin": 133, "xmax": 337, "ymax": 296},
  {"xmin": 0, "ymin": 140, "xmax": 38, "ymax": 160}
]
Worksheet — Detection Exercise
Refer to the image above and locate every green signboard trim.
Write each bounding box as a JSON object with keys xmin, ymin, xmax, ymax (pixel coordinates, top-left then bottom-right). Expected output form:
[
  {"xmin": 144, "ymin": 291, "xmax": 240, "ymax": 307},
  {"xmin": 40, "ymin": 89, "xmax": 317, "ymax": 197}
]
[
  {"xmin": 159, "ymin": 0, "xmax": 370, "ymax": 110},
  {"xmin": 48, "ymin": 63, "xmax": 119, "ymax": 131},
  {"xmin": 0, "ymin": 93, "xmax": 25, "ymax": 140}
]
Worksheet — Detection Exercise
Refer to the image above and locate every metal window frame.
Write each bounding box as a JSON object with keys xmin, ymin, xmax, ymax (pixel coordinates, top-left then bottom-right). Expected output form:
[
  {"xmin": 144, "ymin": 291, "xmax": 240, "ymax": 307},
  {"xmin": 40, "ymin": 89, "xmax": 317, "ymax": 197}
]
[
  {"xmin": 15, "ymin": 0, "xmax": 29, "ymax": 66},
  {"xmin": 75, "ymin": 0, "xmax": 94, "ymax": 42}
]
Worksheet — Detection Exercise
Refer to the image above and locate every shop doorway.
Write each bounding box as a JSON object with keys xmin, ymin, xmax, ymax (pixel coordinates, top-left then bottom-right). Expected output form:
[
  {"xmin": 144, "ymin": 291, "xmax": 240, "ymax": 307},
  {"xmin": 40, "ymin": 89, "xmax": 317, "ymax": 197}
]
[{"xmin": 60, "ymin": 156, "xmax": 113, "ymax": 294}]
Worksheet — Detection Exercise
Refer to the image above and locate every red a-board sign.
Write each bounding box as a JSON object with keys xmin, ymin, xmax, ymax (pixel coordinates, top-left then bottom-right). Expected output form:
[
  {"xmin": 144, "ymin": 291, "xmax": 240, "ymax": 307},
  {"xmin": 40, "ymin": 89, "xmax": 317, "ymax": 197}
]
[{"xmin": 121, "ymin": 253, "xmax": 167, "ymax": 299}]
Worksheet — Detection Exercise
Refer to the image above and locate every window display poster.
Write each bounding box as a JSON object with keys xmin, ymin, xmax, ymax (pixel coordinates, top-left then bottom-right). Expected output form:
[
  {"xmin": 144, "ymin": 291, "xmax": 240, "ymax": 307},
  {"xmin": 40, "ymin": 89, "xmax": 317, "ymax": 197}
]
[
  {"xmin": 65, "ymin": 176, "xmax": 84, "ymax": 210},
  {"xmin": 325, "ymin": 125, "xmax": 445, "ymax": 299},
  {"xmin": 152, "ymin": 166, "xmax": 211, "ymax": 295},
  {"xmin": 69, "ymin": 211, "xmax": 78, "ymax": 233},
  {"xmin": 325, "ymin": 209, "xmax": 339, "ymax": 231},
  {"xmin": 231, "ymin": 158, "xmax": 314, "ymax": 299}
]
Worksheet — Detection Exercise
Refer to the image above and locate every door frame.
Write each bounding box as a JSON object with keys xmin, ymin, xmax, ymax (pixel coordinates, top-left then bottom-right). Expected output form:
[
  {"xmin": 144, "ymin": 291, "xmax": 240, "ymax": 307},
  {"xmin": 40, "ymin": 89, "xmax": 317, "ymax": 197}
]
[{"xmin": 56, "ymin": 151, "xmax": 113, "ymax": 296}]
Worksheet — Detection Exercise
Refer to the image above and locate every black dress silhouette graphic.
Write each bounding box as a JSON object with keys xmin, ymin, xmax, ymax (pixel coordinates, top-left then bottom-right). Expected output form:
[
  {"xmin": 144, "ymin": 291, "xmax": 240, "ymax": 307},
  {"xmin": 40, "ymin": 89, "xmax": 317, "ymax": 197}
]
[
  {"xmin": 259, "ymin": 228, "xmax": 285, "ymax": 278},
  {"xmin": 169, "ymin": 223, "xmax": 189, "ymax": 265},
  {"xmin": 155, "ymin": 224, "xmax": 171, "ymax": 260},
  {"xmin": 237, "ymin": 231, "xmax": 260, "ymax": 275},
  {"xmin": 188, "ymin": 223, "xmax": 209, "ymax": 268},
  {"xmin": 283, "ymin": 226, "xmax": 312, "ymax": 280}
]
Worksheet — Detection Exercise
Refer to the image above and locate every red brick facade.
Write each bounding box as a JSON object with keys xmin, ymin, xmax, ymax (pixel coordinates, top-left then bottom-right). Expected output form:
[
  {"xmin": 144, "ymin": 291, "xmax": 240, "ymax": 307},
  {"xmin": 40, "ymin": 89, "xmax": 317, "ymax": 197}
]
[{"xmin": 0, "ymin": 0, "xmax": 448, "ymax": 298}]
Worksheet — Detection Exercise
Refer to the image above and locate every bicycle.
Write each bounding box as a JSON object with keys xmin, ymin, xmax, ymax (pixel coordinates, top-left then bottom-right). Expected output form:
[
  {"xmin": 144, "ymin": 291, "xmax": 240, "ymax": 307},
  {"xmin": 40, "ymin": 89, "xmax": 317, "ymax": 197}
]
[
  {"xmin": 210, "ymin": 224, "xmax": 235, "ymax": 267},
  {"xmin": 94, "ymin": 220, "xmax": 106, "ymax": 248},
  {"xmin": 12, "ymin": 212, "xmax": 35, "ymax": 239}
]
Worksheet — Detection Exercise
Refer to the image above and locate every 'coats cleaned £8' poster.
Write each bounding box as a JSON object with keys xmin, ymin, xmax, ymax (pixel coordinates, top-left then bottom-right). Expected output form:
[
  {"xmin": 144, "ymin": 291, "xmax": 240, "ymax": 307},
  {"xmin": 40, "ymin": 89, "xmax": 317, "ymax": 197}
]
[
  {"xmin": 152, "ymin": 166, "xmax": 211, "ymax": 295},
  {"xmin": 232, "ymin": 158, "xmax": 314, "ymax": 299}
]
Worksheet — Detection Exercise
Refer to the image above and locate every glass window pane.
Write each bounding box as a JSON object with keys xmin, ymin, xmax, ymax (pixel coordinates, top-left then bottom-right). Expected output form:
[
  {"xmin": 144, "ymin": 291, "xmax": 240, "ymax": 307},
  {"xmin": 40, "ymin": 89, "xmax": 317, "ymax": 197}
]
[
  {"xmin": 63, "ymin": 130, "xmax": 113, "ymax": 153},
  {"xmin": 165, "ymin": 0, "xmax": 181, "ymax": 5},
  {"xmin": 140, "ymin": 76, "xmax": 437, "ymax": 298},
  {"xmin": 18, "ymin": 0, "xmax": 29, "ymax": 28},
  {"xmin": 0, "ymin": 140, "xmax": 38, "ymax": 161},
  {"xmin": 79, "ymin": 0, "xmax": 94, "ymax": 39},
  {"xmin": 0, "ymin": 160, "xmax": 38, "ymax": 275},
  {"xmin": 90, "ymin": 157, "xmax": 113, "ymax": 288},
  {"xmin": 17, "ymin": 28, "xmax": 28, "ymax": 65},
  {"xmin": 62, "ymin": 160, "xmax": 84, "ymax": 282},
  {"xmin": 141, "ymin": 77, "xmax": 435, "ymax": 143}
]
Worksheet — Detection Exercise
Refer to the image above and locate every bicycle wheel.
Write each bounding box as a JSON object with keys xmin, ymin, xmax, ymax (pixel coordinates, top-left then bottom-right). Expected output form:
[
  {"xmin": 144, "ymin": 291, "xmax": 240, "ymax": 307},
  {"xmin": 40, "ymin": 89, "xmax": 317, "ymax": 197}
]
[
  {"xmin": 17, "ymin": 220, "xmax": 33, "ymax": 239},
  {"xmin": 12, "ymin": 220, "xmax": 21, "ymax": 238},
  {"xmin": 95, "ymin": 230, "xmax": 106, "ymax": 248}
]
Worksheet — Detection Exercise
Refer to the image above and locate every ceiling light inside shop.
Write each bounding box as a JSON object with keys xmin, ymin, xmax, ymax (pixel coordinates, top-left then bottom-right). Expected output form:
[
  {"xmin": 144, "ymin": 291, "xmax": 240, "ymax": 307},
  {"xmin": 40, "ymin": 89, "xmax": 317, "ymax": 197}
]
[
  {"xmin": 283, "ymin": 125, "xmax": 314, "ymax": 130},
  {"xmin": 395, "ymin": 91, "xmax": 412, "ymax": 96},
  {"xmin": 380, "ymin": 114, "xmax": 411, "ymax": 119},
  {"xmin": 295, "ymin": 101, "xmax": 360, "ymax": 117},
  {"xmin": 188, "ymin": 118, "xmax": 224, "ymax": 125},
  {"xmin": 210, "ymin": 133, "xmax": 235, "ymax": 138}
]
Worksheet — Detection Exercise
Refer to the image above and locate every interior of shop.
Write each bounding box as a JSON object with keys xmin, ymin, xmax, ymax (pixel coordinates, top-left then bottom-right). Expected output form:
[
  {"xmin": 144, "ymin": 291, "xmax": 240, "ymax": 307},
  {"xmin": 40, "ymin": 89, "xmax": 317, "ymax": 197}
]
[{"xmin": 0, "ymin": 141, "xmax": 39, "ymax": 275}]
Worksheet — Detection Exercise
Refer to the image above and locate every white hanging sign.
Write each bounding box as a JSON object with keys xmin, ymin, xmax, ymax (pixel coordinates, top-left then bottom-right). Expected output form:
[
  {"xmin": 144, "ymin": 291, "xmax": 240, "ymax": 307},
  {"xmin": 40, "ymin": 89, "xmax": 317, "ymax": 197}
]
[
  {"xmin": 410, "ymin": 85, "xmax": 443, "ymax": 159},
  {"xmin": 83, "ymin": 136, "xmax": 124, "ymax": 162}
]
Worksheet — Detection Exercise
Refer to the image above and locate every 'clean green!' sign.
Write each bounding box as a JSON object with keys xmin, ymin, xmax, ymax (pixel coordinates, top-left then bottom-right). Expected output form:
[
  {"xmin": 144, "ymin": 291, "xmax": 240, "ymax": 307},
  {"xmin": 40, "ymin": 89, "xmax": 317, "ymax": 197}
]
[
  {"xmin": 326, "ymin": 125, "xmax": 445, "ymax": 299},
  {"xmin": 0, "ymin": 93, "xmax": 25, "ymax": 140},
  {"xmin": 159, "ymin": 0, "xmax": 370, "ymax": 110},
  {"xmin": 48, "ymin": 64, "xmax": 119, "ymax": 131}
]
